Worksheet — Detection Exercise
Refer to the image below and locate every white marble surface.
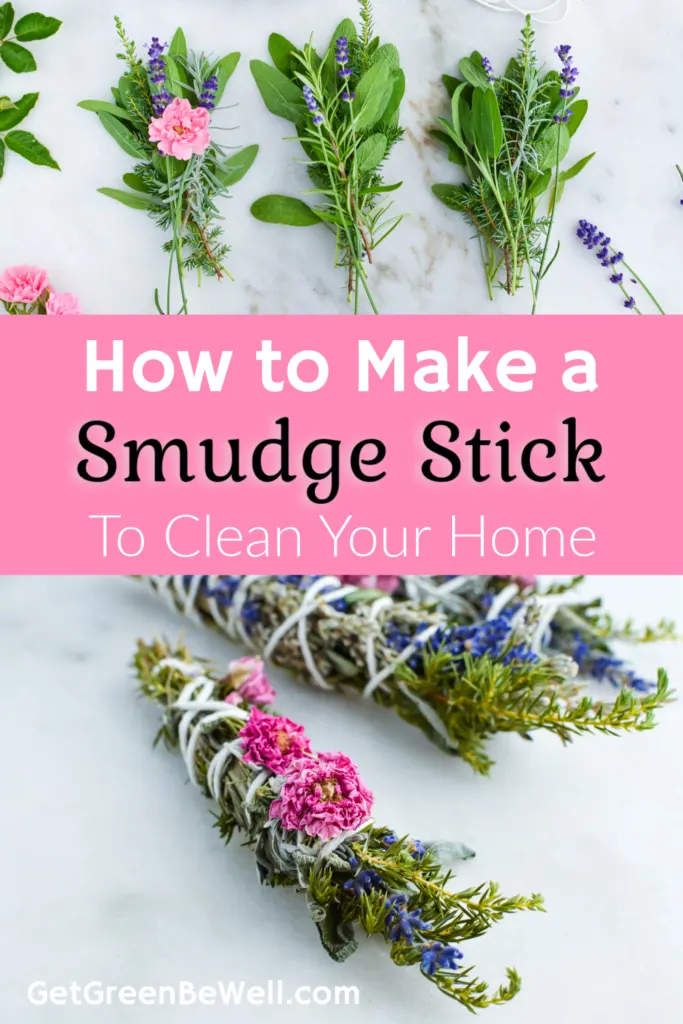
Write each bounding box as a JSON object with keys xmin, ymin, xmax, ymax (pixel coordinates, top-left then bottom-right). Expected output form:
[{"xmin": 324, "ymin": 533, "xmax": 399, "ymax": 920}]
[
  {"xmin": 1, "ymin": 574, "xmax": 682, "ymax": 1022},
  {"xmin": 0, "ymin": 0, "xmax": 681, "ymax": 314}
]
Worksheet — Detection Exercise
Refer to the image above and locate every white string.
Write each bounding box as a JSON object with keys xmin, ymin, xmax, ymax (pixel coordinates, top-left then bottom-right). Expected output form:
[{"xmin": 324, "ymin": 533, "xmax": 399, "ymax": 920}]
[{"xmin": 470, "ymin": 0, "xmax": 570, "ymax": 24}]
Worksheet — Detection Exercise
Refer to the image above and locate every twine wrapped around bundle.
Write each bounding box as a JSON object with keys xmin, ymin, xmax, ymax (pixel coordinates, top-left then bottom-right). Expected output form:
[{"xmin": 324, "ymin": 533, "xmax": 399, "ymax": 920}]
[
  {"xmin": 140, "ymin": 576, "xmax": 671, "ymax": 774},
  {"xmin": 135, "ymin": 639, "xmax": 544, "ymax": 1010}
]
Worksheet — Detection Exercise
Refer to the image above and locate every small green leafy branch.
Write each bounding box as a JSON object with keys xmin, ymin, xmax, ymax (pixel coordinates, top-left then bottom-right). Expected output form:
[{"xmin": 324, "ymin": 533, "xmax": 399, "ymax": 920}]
[
  {"xmin": 0, "ymin": 4, "xmax": 61, "ymax": 179},
  {"xmin": 136, "ymin": 639, "xmax": 544, "ymax": 1012},
  {"xmin": 250, "ymin": 1, "xmax": 405, "ymax": 314},
  {"xmin": 79, "ymin": 19, "xmax": 258, "ymax": 315},
  {"xmin": 431, "ymin": 17, "xmax": 594, "ymax": 311}
]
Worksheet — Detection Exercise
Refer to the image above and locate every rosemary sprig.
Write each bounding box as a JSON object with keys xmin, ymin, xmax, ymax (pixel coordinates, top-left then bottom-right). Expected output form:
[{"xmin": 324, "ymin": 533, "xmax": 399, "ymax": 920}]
[{"xmin": 135, "ymin": 638, "xmax": 544, "ymax": 1011}]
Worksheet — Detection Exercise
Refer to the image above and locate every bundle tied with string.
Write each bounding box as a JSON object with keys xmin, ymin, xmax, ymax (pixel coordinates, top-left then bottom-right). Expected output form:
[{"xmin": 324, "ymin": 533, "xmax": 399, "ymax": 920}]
[
  {"xmin": 136, "ymin": 638, "xmax": 544, "ymax": 1011},
  {"xmin": 140, "ymin": 576, "xmax": 671, "ymax": 775}
]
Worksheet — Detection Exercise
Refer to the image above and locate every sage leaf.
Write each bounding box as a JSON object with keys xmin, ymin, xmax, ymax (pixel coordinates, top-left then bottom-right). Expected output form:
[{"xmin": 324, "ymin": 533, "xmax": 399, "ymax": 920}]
[
  {"xmin": 482, "ymin": 86, "xmax": 503, "ymax": 160},
  {"xmin": 538, "ymin": 122, "xmax": 571, "ymax": 171},
  {"xmin": 449, "ymin": 82, "xmax": 469, "ymax": 145},
  {"xmin": 442, "ymin": 74, "xmax": 463, "ymax": 98},
  {"xmin": 14, "ymin": 12, "xmax": 61, "ymax": 41},
  {"xmin": 458, "ymin": 56, "xmax": 491, "ymax": 91},
  {"xmin": 163, "ymin": 55, "xmax": 187, "ymax": 99},
  {"xmin": 558, "ymin": 151, "xmax": 595, "ymax": 183},
  {"xmin": 268, "ymin": 33, "xmax": 298, "ymax": 76},
  {"xmin": 97, "ymin": 187, "xmax": 160, "ymax": 211},
  {"xmin": 432, "ymin": 183, "xmax": 461, "ymax": 206},
  {"xmin": 78, "ymin": 99, "xmax": 134, "ymax": 123},
  {"xmin": 251, "ymin": 194, "xmax": 322, "ymax": 227},
  {"xmin": 0, "ymin": 90, "xmax": 36, "ymax": 130},
  {"xmin": 378, "ymin": 69, "xmax": 405, "ymax": 126},
  {"xmin": 353, "ymin": 61, "xmax": 393, "ymax": 131},
  {"xmin": 122, "ymin": 172, "xmax": 151, "ymax": 193},
  {"xmin": 97, "ymin": 111, "xmax": 147, "ymax": 159},
  {"xmin": 370, "ymin": 43, "xmax": 400, "ymax": 70},
  {"xmin": 0, "ymin": 2, "xmax": 13, "ymax": 40},
  {"xmin": 0, "ymin": 40, "xmax": 36, "ymax": 73},
  {"xmin": 567, "ymin": 99, "xmax": 588, "ymax": 138},
  {"xmin": 0, "ymin": 95, "xmax": 15, "ymax": 110},
  {"xmin": 215, "ymin": 144, "xmax": 259, "ymax": 187},
  {"xmin": 214, "ymin": 52, "xmax": 240, "ymax": 104},
  {"xmin": 5, "ymin": 129, "xmax": 59, "ymax": 168},
  {"xmin": 430, "ymin": 129, "xmax": 466, "ymax": 167},
  {"xmin": 526, "ymin": 169, "xmax": 552, "ymax": 199},
  {"xmin": 250, "ymin": 59, "xmax": 307, "ymax": 125},
  {"xmin": 167, "ymin": 26, "xmax": 187, "ymax": 63},
  {"xmin": 356, "ymin": 133, "xmax": 387, "ymax": 174}
]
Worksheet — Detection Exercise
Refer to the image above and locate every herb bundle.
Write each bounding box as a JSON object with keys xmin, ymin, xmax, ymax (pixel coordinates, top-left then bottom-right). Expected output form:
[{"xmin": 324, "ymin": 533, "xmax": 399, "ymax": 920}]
[
  {"xmin": 79, "ymin": 20, "xmax": 258, "ymax": 314},
  {"xmin": 431, "ymin": 17, "xmax": 593, "ymax": 311},
  {"xmin": 250, "ymin": 1, "xmax": 405, "ymax": 314},
  {"xmin": 0, "ymin": 4, "xmax": 60, "ymax": 180},
  {"xmin": 141, "ymin": 575, "xmax": 670, "ymax": 776},
  {"xmin": 136, "ymin": 639, "xmax": 544, "ymax": 1011},
  {"xmin": 0, "ymin": 263, "xmax": 80, "ymax": 313}
]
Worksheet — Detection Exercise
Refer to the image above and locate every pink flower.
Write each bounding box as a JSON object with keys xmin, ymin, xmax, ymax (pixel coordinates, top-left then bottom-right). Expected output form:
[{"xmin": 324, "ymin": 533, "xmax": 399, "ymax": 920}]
[
  {"xmin": 46, "ymin": 291, "xmax": 81, "ymax": 316},
  {"xmin": 224, "ymin": 656, "xmax": 276, "ymax": 706},
  {"xmin": 148, "ymin": 97, "xmax": 211, "ymax": 160},
  {"xmin": 340, "ymin": 575, "xmax": 400, "ymax": 595},
  {"xmin": 239, "ymin": 707, "xmax": 312, "ymax": 774},
  {"xmin": 269, "ymin": 752, "xmax": 374, "ymax": 841},
  {"xmin": 0, "ymin": 265, "xmax": 50, "ymax": 304}
]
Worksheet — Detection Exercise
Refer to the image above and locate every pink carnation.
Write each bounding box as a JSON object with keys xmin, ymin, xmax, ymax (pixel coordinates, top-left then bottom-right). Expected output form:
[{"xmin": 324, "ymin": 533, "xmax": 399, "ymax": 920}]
[
  {"xmin": 340, "ymin": 575, "xmax": 400, "ymax": 595},
  {"xmin": 46, "ymin": 291, "xmax": 81, "ymax": 316},
  {"xmin": 239, "ymin": 707, "xmax": 312, "ymax": 774},
  {"xmin": 269, "ymin": 752, "xmax": 374, "ymax": 841},
  {"xmin": 224, "ymin": 656, "xmax": 276, "ymax": 706},
  {"xmin": 148, "ymin": 97, "xmax": 211, "ymax": 159},
  {"xmin": 0, "ymin": 265, "xmax": 50, "ymax": 304}
]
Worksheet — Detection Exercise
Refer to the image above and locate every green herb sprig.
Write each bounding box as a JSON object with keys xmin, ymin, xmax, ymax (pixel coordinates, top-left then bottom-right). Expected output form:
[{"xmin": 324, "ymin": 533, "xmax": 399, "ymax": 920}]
[
  {"xmin": 431, "ymin": 17, "xmax": 594, "ymax": 312},
  {"xmin": 79, "ymin": 19, "xmax": 258, "ymax": 314},
  {"xmin": 136, "ymin": 638, "xmax": 544, "ymax": 1012},
  {"xmin": 250, "ymin": 1, "xmax": 405, "ymax": 314},
  {"xmin": 0, "ymin": 3, "xmax": 61, "ymax": 179}
]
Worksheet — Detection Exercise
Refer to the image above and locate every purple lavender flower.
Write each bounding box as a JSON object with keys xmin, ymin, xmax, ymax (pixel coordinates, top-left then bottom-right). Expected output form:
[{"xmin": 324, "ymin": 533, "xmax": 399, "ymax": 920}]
[
  {"xmin": 481, "ymin": 56, "xmax": 496, "ymax": 83},
  {"xmin": 199, "ymin": 74, "xmax": 219, "ymax": 111},
  {"xmin": 624, "ymin": 296, "xmax": 636, "ymax": 309},
  {"xmin": 577, "ymin": 220, "xmax": 640, "ymax": 313},
  {"xmin": 302, "ymin": 84, "xmax": 324, "ymax": 125},
  {"xmin": 554, "ymin": 43, "xmax": 579, "ymax": 100},
  {"xmin": 420, "ymin": 942, "xmax": 464, "ymax": 976},
  {"xmin": 342, "ymin": 91, "xmax": 356, "ymax": 102},
  {"xmin": 335, "ymin": 36, "xmax": 350, "ymax": 65},
  {"xmin": 146, "ymin": 36, "xmax": 171, "ymax": 115}
]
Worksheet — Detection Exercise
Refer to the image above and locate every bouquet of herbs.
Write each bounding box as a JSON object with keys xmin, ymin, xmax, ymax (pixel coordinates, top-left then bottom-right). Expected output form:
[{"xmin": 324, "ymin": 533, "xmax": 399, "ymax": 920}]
[
  {"xmin": 431, "ymin": 16, "xmax": 593, "ymax": 311},
  {"xmin": 250, "ymin": 0, "xmax": 405, "ymax": 314},
  {"xmin": 136, "ymin": 638, "xmax": 544, "ymax": 1010},
  {"xmin": 79, "ymin": 19, "xmax": 258, "ymax": 314},
  {"xmin": 141, "ymin": 575, "xmax": 670, "ymax": 775},
  {"xmin": 0, "ymin": 263, "xmax": 80, "ymax": 313},
  {"xmin": 0, "ymin": 4, "xmax": 60, "ymax": 180}
]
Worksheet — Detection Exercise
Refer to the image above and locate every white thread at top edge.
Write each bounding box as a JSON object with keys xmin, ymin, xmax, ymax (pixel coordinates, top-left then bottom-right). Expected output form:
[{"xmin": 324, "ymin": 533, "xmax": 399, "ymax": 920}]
[{"xmin": 470, "ymin": 0, "xmax": 570, "ymax": 24}]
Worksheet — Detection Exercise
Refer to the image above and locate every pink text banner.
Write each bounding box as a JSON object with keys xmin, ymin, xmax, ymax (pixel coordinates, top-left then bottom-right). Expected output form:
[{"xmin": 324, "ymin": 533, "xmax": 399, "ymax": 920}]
[{"xmin": 0, "ymin": 315, "xmax": 679, "ymax": 574}]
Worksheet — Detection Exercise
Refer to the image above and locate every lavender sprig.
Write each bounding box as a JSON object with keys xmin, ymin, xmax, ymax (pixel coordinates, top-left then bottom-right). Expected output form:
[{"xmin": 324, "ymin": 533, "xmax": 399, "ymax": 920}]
[{"xmin": 576, "ymin": 220, "xmax": 665, "ymax": 314}]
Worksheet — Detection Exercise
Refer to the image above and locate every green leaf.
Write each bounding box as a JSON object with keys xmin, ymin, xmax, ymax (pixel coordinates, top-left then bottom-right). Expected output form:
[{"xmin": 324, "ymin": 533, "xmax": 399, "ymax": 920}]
[
  {"xmin": 430, "ymin": 128, "xmax": 466, "ymax": 167},
  {"xmin": 78, "ymin": 99, "xmax": 134, "ymax": 123},
  {"xmin": 432, "ymin": 183, "xmax": 460, "ymax": 206},
  {"xmin": 481, "ymin": 86, "xmax": 503, "ymax": 160},
  {"xmin": 538, "ymin": 122, "xmax": 571, "ymax": 172},
  {"xmin": 14, "ymin": 12, "xmax": 61, "ymax": 41},
  {"xmin": 322, "ymin": 20, "xmax": 355, "ymax": 89},
  {"xmin": 353, "ymin": 61, "xmax": 393, "ymax": 131},
  {"xmin": 97, "ymin": 111, "xmax": 147, "ymax": 159},
  {"xmin": 369, "ymin": 43, "xmax": 400, "ymax": 70},
  {"xmin": 378, "ymin": 68, "xmax": 405, "ymax": 126},
  {"xmin": 97, "ymin": 187, "xmax": 160, "ymax": 211},
  {"xmin": 449, "ymin": 81, "xmax": 468, "ymax": 145},
  {"xmin": 168, "ymin": 27, "xmax": 187, "ymax": 63},
  {"xmin": 215, "ymin": 144, "xmax": 259, "ymax": 187},
  {"xmin": 356, "ymin": 133, "xmax": 387, "ymax": 174},
  {"xmin": 0, "ymin": 137, "xmax": 5, "ymax": 179},
  {"xmin": 559, "ymin": 151, "xmax": 595, "ymax": 183},
  {"xmin": 251, "ymin": 194, "xmax": 322, "ymax": 227},
  {"xmin": 0, "ymin": 40, "xmax": 36, "ymax": 72},
  {"xmin": 0, "ymin": 3, "xmax": 13, "ymax": 39},
  {"xmin": 526, "ymin": 169, "xmax": 552, "ymax": 199},
  {"xmin": 0, "ymin": 90, "xmax": 36, "ymax": 130},
  {"xmin": 250, "ymin": 59, "xmax": 307, "ymax": 125},
  {"xmin": 5, "ymin": 129, "xmax": 58, "ymax": 168},
  {"xmin": 0, "ymin": 95, "xmax": 14, "ymax": 110},
  {"xmin": 268, "ymin": 33, "xmax": 298, "ymax": 76},
  {"xmin": 567, "ymin": 99, "xmax": 588, "ymax": 138},
  {"xmin": 458, "ymin": 56, "xmax": 491, "ymax": 91},
  {"xmin": 442, "ymin": 74, "xmax": 463, "ymax": 98},
  {"xmin": 214, "ymin": 52, "xmax": 240, "ymax": 104},
  {"xmin": 162, "ymin": 55, "xmax": 187, "ymax": 99},
  {"xmin": 122, "ymin": 172, "xmax": 151, "ymax": 193},
  {"xmin": 117, "ymin": 76, "xmax": 151, "ymax": 123}
]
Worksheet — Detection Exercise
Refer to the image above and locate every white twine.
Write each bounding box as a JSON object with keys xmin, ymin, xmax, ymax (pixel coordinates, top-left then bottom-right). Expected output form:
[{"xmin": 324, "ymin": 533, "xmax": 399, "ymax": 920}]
[{"xmin": 470, "ymin": 0, "xmax": 570, "ymax": 24}]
